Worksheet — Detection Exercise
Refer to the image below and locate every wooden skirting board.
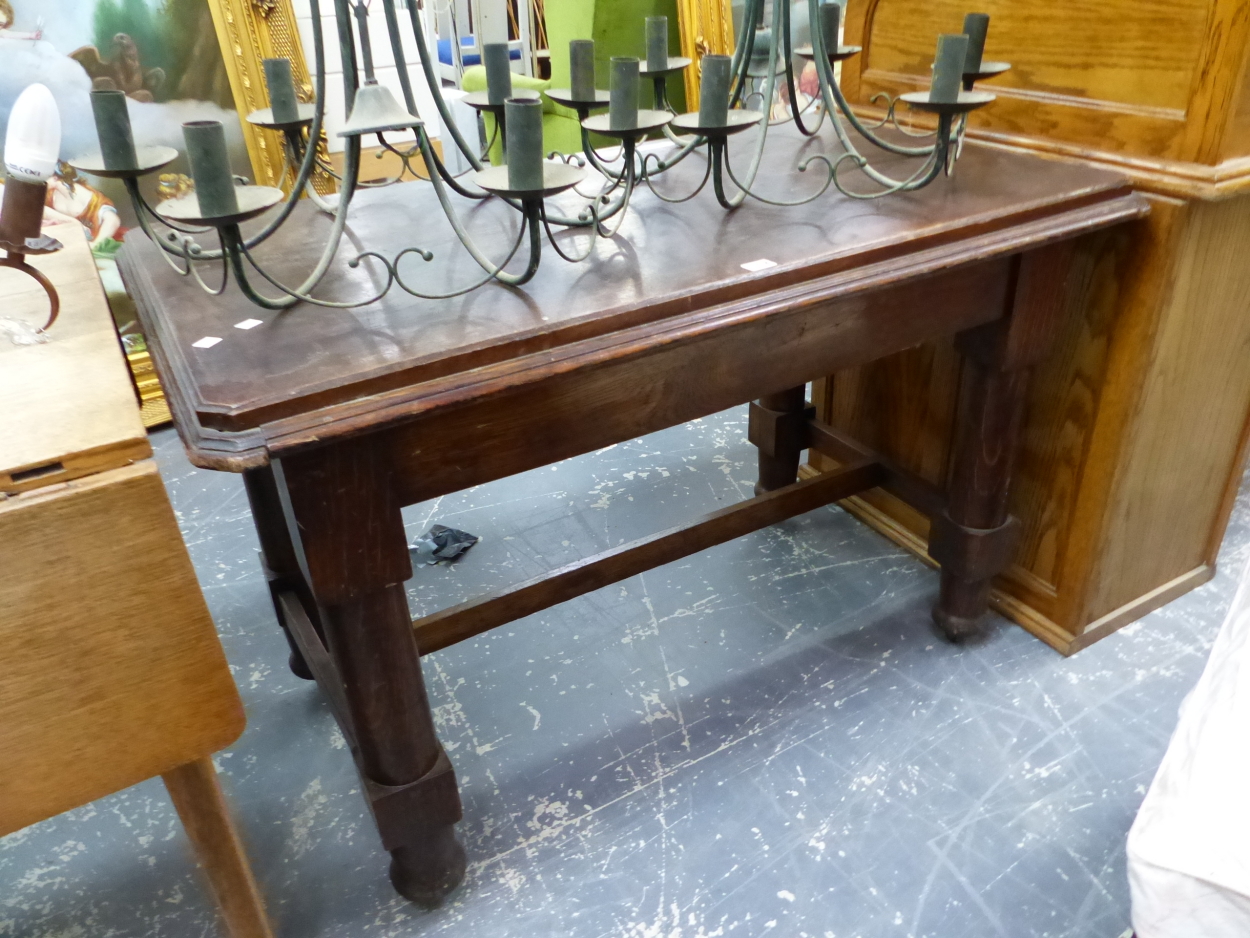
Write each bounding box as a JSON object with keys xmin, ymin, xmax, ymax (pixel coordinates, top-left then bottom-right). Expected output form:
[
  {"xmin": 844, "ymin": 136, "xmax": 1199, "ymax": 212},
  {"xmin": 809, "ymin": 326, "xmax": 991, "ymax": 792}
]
[{"xmin": 799, "ymin": 463, "xmax": 1215, "ymax": 655}]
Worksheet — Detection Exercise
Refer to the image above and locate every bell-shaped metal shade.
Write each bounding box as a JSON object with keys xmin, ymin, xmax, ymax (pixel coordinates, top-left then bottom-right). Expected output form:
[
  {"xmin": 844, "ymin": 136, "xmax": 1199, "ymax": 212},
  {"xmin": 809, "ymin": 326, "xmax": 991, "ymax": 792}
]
[{"xmin": 337, "ymin": 81, "xmax": 423, "ymax": 138}]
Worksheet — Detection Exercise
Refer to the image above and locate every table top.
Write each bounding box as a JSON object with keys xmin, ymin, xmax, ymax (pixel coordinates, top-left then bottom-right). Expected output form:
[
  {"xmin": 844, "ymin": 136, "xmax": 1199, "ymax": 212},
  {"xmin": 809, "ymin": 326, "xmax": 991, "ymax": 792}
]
[
  {"xmin": 120, "ymin": 123, "xmax": 1143, "ymax": 470},
  {"xmin": 2, "ymin": 219, "xmax": 150, "ymax": 494}
]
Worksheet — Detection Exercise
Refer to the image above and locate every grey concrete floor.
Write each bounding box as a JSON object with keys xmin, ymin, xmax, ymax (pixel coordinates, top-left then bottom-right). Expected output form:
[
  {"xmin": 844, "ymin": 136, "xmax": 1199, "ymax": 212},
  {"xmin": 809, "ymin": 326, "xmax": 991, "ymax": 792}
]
[{"xmin": 3, "ymin": 406, "xmax": 1242, "ymax": 938}]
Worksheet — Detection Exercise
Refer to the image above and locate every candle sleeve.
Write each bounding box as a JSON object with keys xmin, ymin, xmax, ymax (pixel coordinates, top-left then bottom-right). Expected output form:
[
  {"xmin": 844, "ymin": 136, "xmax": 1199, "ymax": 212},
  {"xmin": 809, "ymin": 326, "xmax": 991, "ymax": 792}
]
[
  {"xmin": 505, "ymin": 97, "xmax": 545, "ymax": 191},
  {"xmin": 646, "ymin": 17, "xmax": 669, "ymax": 72},
  {"xmin": 819, "ymin": 2, "xmax": 841, "ymax": 54},
  {"xmin": 183, "ymin": 120, "xmax": 240, "ymax": 218},
  {"xmin": 698, "ymin": 54, "xmax": 731, "ymax": 127},
  {"xmin": 930, "ymin": 33, "xmax": 969, "ymax": 103},
  {"xmin": 484, "ymin": 43, "xmax": 513, "ymax": 105},
  {"xmin": 570, "ymin": 40, "xmax": 596, "ymax": 101},
  {"xmin": 962, "ymin": 13, "xmax": 990, "ymax": 74},
  {"xmin": 91, "ymin": 90, "xmax": 138, "ymax": 172},
  {"xmin": 609, "ymin": 57, "xmax": 640, "ymax": 131},
  {"xmin": 263, "ymin": 58, "xmax": 300, "ymax": 125}
]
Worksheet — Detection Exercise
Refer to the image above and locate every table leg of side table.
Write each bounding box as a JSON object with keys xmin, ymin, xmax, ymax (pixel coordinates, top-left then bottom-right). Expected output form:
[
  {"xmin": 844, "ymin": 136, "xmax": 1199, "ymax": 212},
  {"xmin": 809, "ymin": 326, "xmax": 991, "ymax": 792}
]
[
  {"xmin": 275, "ymin": 440, "xmax": 466, "ymax": 905},
  {"xmin": 929, "ymin": 244, "xmax": 1072, "ymax": 640},
  {"xmin": 243, "ymin": 466, "xmax": 316, "ymax": 680},
  {"xmin": 929, "ymin": 358, "xmax": 1028, "ymax": 639},
  {"xmin": 162, "ymin": 757, "xmax": 273, "ymax": 938},
  {"xmin": 752, "ymin": 386, "xmax": 814, "ymax": 494}
]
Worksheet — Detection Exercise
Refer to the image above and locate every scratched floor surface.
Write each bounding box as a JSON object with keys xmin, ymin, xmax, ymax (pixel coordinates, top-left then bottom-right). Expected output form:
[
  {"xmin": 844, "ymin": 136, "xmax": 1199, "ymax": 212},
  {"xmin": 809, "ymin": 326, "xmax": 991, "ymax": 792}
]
[{"xmin": 3, "ymin": 406, "xmax": 1243, "ymax": 938}]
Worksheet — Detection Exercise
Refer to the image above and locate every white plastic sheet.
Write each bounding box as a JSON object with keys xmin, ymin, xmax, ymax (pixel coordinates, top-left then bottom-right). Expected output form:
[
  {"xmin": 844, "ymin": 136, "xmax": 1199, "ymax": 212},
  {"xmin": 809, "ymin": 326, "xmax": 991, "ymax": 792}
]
[{"xmin": 1128, "ymin": 556, "xmax": 1250, "ymax": 937}]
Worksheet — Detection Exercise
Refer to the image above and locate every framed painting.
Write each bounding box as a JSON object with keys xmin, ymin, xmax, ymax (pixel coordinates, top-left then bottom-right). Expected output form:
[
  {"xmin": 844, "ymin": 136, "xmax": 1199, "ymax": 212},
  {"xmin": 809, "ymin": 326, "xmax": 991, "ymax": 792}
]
[
  {"xmin": 0, "ymin": 0, "xmax": 308, "ymax": 426},
  {"xmin": 674, "ymin": 0, "xmax": 735, "ymax": 107}
]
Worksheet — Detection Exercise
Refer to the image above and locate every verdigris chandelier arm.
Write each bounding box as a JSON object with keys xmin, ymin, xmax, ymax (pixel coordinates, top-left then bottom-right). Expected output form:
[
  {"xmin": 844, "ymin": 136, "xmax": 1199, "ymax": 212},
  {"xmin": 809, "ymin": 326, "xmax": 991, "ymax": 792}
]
[
  {"xmin": 779, "ymin": 0, "xmax": 823, "ymax": 137},
  {"xmin": 728, "ymin": 0, "xmax": 764, "ymax": 109},
  {"xmin": 399, "ymin": 0, "xmax": 483, "ymax": 174},
  {"xmin": 191, "ymin": 135, "xmax": 367, "ymax": 310},
  {"xmin": 78, "ymin": 0, "xmax": 336, "ymax": 273},
  {"xmin": 864, "ymin": 93, "xmax": 943, "ymax": 138},
  {"xmin": 721, "ymin": 150, "xmax": 837, "ymax": 206},
  {"xmin": 805, "ymin": 0, "xmax": 937, "ymax": 161},
  {"xmin": 827, "ymin": 135, "xmax": 947, "ymax": 200},
  {"xmin": 72, "ymin": 0, "xmax": 1011, "ymax": 311},
  {"xmin": 412, "ymin": 122, "xmax": 547, "ymax": 287},
  {"xmin": 641, "ymin": 150, "xmax": 712, "ymax": 203},
  {"xmin": 715, "ymin": 0, "xmax": 784, "ymax": 210}
]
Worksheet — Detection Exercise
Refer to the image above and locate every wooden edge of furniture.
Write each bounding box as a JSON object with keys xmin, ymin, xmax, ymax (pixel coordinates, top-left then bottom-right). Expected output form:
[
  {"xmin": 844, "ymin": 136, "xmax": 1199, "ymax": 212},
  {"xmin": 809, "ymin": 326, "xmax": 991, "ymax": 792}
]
[
  {"xmin": 0, "ymin": 460, "xmax": 248, "ymax": 834},
  {"xmin": 1, "ymin": 436, "xmax": 153, "ymax": 496},
  {"xmin": 840, "ymin": 0, "xmax": 1250, "ymax": 201},
  {"xmin": 128, "ymin": 170, "xmax": 1138, "ymax": 439},
  {"xmin": 114, "ymin": 187, "xmax": 1147, "ymax": 474},
  {"xmin": 849, "ymin": 97, "xmax": 1250, "ymax": 201},
  {"xmin": 259, "ymin": 192, "xmax": 1147, "ymax": 454},
  {"xmin": 1, "ymin": 224, "xmax": 152, "ymax": 495}
]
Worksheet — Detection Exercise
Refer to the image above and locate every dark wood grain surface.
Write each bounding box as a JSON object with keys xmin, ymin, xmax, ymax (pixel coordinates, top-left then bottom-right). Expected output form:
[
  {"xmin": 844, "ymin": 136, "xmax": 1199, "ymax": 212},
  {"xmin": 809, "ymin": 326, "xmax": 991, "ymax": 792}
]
[
  {"xmin": 121, "ymin": 124, "xmax": 1142, "ymax": 471},
  {"xmin": 115, "ymin": 121, "xmax": 1150, "ymax": 901}
]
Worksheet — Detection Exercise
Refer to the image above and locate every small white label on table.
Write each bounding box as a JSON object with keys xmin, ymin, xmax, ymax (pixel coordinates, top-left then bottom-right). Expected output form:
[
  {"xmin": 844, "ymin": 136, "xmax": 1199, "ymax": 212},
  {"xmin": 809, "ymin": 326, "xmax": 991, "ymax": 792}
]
[
  {"xmin": 741, "ymin": 258, "xmax": 777, "ymax": 272},
  {"xmin": 234, "ymin": 318, "xmax": 264, "ymax": 331},
  {"xmin": 192, "ymin": 336, "xmax": 223, "ymax": 349}
]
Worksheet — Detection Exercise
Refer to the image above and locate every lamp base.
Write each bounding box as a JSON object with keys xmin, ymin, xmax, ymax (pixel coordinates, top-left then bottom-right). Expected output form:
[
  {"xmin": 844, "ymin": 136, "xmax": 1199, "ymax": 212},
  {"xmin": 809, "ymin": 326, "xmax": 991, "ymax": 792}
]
[{"xmin": 0, "ymin": 253, "xmax": 62, "ymax": 334}]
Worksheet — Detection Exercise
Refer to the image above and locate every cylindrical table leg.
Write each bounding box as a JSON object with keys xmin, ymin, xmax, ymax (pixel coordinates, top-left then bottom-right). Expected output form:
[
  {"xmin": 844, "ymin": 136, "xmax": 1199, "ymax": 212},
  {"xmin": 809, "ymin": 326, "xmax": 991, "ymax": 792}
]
[
  {"xmin": 752, "ymin": 386, "xmax": 809, "ymax": 495},
  {"xmin": 931, "ymin": 350, "xmax": 1028, "ymax": 640},
  {"xmin": 162, "ymin": 757, "xmax": 274, "ymax": 938},
  {"xmin": 243, "ymin": 467, "xmax": 314, "ymax": 680},
  {"xmin": 276, "ymin": 440, "xmax": 466, "ymax": 905},
  {"xmin": 320, "ymin": 585, "xmax": 466, "ymax": 901}
]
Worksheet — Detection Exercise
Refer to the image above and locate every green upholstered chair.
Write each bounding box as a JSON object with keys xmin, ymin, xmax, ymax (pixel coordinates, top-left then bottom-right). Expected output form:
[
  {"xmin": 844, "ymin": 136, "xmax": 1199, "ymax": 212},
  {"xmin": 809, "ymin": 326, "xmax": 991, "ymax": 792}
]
[
  {"xmin": 464, "ymin": 0, "xmax": 688, "ymax": 161},
  {"xmin": 459, "ymin": 66, "xmax": 562, "ymax": 163}
]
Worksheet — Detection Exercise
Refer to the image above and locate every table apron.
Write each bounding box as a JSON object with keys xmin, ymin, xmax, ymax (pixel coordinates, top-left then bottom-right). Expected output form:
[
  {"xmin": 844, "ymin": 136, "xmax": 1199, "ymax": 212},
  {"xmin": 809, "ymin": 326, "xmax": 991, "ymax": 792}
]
[{"xmin": 384, "ymin": 255, "xmax": 1014, "ymax": 507}]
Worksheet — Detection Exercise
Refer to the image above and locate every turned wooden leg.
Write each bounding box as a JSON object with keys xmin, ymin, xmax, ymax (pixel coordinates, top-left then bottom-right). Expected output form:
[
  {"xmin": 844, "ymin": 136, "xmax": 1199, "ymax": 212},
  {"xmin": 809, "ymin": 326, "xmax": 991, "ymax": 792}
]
[
  {"xmin": 162, "ymin": 757, "xmax": 273, "ymax": 938},
  {"xmin": 929, "ymin": 362, "xmax": 1026, "ymax": 640},
  {"xmin": 276, "ymin": 438, "xmax": 465, "ymax": 906},
  {"xmin": 929, "ymin": 244, "xmax": 1072, "ymax": 641},
  {"xmin": 750, "ymin": 386, "xmax": 813, "ymax": 495},
  {"xmin": 243, "ymin": 466, "xmax": 315, "ymax": 680}
]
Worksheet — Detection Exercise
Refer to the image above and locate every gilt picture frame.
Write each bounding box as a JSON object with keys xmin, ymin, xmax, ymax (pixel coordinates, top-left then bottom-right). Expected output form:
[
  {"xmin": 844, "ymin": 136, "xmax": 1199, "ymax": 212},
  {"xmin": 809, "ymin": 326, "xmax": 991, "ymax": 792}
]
[
  {"xmin": 674, "ymin": 0, "xmax": 735, "ymax": 108},
  {"xmin": 205, "ymin": 0, "xmax": 314, "ymax": 189}
]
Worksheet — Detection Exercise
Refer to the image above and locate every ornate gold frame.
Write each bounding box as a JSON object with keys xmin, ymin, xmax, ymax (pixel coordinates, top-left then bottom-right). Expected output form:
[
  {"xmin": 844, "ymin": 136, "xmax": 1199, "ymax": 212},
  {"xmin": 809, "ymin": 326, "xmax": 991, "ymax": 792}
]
[
  {"xmin": 206, "ymin": 0, "xmax": 314, "ymax": 188},
  {"xmin": 674, "ymin": 0, "xmax": 736, "ymax": 108}
]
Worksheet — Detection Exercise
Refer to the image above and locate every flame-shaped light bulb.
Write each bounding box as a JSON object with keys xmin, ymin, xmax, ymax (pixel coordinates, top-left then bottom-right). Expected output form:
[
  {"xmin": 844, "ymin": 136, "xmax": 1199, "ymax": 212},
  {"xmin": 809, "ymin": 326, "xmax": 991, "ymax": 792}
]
[{"xmin": 4, "ymin": 84, "xmax": 61, "ymax": 182}]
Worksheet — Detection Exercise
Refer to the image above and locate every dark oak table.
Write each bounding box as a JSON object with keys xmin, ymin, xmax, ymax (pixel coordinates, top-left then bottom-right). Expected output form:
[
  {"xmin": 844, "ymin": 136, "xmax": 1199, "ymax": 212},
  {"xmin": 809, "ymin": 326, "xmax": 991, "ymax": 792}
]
[{"xmin": 121, "ymin": 125, "xmax": 1146, "ymax": 904}]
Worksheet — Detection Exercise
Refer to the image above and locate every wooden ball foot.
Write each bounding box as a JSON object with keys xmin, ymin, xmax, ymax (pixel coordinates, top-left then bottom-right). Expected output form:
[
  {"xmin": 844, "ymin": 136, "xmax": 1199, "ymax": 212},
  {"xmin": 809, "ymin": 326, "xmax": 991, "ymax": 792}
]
[
  {"xmin": 388, "ymin": 824, "xmax": 466, "ymax": 907},
  {"xmin": 931, "ymin": 605, "xmax": 984, "ymax": 642},
  {"xmin": 288, "ymin": 651, "xmax": 315, "ymax": 680},
  {"xmin": 932, "ymin": 574, "xmax": 991, "ymax": 642}
]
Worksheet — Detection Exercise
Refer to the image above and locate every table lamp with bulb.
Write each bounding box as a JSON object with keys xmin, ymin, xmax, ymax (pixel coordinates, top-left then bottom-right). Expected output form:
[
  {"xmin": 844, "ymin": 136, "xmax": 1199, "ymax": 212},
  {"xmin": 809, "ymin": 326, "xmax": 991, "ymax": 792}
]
[{"xmin": 0, "ymin": 83, "xmax": 65, "ymax": 334}]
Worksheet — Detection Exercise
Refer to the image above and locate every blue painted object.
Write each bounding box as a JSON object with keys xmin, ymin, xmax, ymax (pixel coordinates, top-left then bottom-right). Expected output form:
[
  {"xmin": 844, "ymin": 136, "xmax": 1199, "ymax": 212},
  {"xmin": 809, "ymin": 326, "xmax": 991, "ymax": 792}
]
[{"xmin": 437, "ymin": 36, "xmax": 523, "ymax": 66}]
